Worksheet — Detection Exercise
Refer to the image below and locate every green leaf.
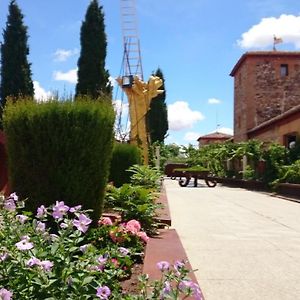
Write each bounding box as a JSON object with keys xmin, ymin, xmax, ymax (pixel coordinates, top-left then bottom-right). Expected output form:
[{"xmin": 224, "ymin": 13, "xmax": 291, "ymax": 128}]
[{"xmin": 82, "ymin": 276, "xmax": 95, "ymax": 286}]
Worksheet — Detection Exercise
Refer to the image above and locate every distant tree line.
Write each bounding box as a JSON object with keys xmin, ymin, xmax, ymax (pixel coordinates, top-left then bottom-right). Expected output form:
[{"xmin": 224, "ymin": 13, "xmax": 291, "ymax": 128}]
[
  {"xmin": 0, "ymin": 0, "xmax": 168, "ymax": 143},
  {"xmin": 0, "ymin": 0, "xmax": 111, "ymax": 127}
]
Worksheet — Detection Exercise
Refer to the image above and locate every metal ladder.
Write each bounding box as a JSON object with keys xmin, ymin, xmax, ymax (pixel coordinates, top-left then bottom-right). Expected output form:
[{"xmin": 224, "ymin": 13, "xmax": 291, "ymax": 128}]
[{"xmin": 120, "ymin": 0, "xmax": 144, "ymax": 80}]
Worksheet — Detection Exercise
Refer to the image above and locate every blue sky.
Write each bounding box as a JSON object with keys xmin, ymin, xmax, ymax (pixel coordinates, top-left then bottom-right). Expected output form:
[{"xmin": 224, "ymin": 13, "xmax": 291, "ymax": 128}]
[{"xmin": 0, "ymin": 0, "xmax": 300, "ymax": 146}]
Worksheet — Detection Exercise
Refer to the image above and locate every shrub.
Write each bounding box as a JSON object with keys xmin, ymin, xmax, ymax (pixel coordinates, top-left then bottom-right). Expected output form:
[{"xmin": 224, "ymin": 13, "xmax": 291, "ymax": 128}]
[
  {"xmin": 273, "ymin": 159, "xmax": 300, "ymax": 185},
  {"xmin": 104, "ymin": 184, "xmax": 161, "ymax": 235},
  {"xmin": 128, "ymin": 165, "xmax": 162, "ymax": 191},
  {"xmin": 109, "ymin": 143, "xmax": 141, "ymax": 187},
  {"xmin": 3, "ymin": 97, "xmax": 115, "ymax": 221}
]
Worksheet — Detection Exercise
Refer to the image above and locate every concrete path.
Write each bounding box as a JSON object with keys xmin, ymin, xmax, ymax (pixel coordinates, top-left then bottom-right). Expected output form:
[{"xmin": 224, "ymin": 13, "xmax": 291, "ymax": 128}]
[{"xmin": 164, "ymin": 178, "xmax": 300, "ymax": 300}]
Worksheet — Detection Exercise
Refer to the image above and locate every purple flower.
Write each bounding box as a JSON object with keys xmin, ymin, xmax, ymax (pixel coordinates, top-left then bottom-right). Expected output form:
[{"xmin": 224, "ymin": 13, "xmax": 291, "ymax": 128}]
[
  {"xmin": 0, "ymin": 252, "xmax": 8, "ymax": 261},
  {"xmin": 3, "ymin": 199, "xmax": 16, "ymax": 211},
  {"xmin": 60, "ymin": 222, "xmax": 69, "ymax": 229},
  {"xmin": 174, "ymin": 260, "xmax": 185, "ymax": 271},
  {"xmin": 26, "ymin": 257, "xmax": 41, "ymax": 267},
  {"xmin": 15, "ymin": 236, "xmax": 34, "ymax": 251},
  {"xmin": 36, "ymin": 221, "xmax": 46, "ymax": 232},
  {"xmin": 80, "ymin": 244, "xmax": 89, "ymax": 253},
  {"xmin": 49, "ymin": 234, "xmax": 59, "ymax": 241},
  {"xmin": 0, "ymin": 288, "xmax": 13, "ymax": 300},
  {"xmin": 73, "ymin": 213, "xmax": 92, "ymax": 233},
  {"xmin": 97, "ymin": 254, "xmax": 108, "ymax": 265},
  {"xmin": 157, "ymin": 260, "xmax": 170, "ymax": 271},
  {"xmin": 69, "ymin": 205, "xmax": 82, "ymax": 213},
  {"xmin": 162, "ymin": 281, "xmax": 171, "ymax": 295},
  {"xmin": 40, "ymin": 260, "xmax": 53, "ymax": 272},
  {"xmin": 16, "ymin": 214, "xmax": 28, "ymax": 224},
  {"xmin": 36, "ymin": 205, "xmax": 47, "ymax": 219},
  {"xmin": 179, "ymin": 280, "xmax": 202, "ymax": 299},
  {"xmin": 119, "ymin": 247, "xmax": 130, "ymax": 256},
  {"xmin": 52, "ymin": 201, "xmax": 69, "ymax": 219},
  {"xmin": 8, "ymin": 192, "xmax": 18, "ymax": 202},
  {"xmin": 96, "ymin": 286, "xmax": 111, "ymax": 299}
]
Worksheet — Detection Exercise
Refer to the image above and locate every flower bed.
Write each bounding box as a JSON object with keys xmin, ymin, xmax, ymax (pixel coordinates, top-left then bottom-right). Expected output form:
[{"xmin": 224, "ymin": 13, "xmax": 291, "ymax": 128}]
[{"xmin": 0, "ymin": 192, "xmax": 203, "ymax": 299}]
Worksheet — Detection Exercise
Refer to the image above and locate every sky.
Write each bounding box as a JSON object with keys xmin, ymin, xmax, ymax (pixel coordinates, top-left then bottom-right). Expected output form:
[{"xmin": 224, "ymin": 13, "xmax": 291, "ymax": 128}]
[{"xmin": 1, "ymin": 0, "xmax": 300, "ymax": 146}]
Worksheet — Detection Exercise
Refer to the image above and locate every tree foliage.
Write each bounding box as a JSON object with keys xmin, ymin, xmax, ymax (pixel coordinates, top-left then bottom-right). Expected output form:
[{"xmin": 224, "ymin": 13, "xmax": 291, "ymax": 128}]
[
  {"xmin": 75, "ymin": 0, "xmax": 111, "ymax": 99},
  {"xmin": 0, "ymin": 0, "xmax": 33, "ymax": 124},
  {"xmin": 3, "ymin": 97, "xmax": 115, "ymax": 222},
  {"xmin": 147, "ymin": 68, "xmax": 168, "ymax": 143}
]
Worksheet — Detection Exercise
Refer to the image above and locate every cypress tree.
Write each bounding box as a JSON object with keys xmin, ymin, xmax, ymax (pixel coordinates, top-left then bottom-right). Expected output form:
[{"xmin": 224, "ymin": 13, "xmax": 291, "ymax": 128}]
[
  {"xmin": 0, "ymin": 0, "xmax": 34, "ymax": 124},
  {"xmin": 75, "ymin": 0, "xmax": 111, "ymax": 99},
  {"xmin": 147, "ymin": 68, "xmax": 168, "ymax": 143}
]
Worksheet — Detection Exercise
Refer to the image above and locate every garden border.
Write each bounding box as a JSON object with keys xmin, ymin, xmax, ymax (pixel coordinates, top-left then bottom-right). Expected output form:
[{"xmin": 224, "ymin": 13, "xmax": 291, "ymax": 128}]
[{"xmin": 143, "ymin": 183, "xmax": 205, "ymax": 299}]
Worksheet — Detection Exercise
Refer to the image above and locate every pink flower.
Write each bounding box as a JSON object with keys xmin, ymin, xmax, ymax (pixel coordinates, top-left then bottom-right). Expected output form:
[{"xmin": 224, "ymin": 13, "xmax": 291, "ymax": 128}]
[
  {"xmin": 36, "ymin": 205, "xmax": 47, "ymax": 219},
  {"xmin": 111, "ymin": 258, "xmax": 119, "ymax": 267},
  {"xmin": 137, "ymin": 231, "xmax": 149, "ymax": 243},
  {"xmin": 52, "ymin": 201, "xmax": 69, "ymax": 219},
  {"xmin": 125, "ymin": 219, "xmax": 141, "ymax": 234},
  {"xmin": 0, "ymin": 288, "xmax": 13, "ymax": 300},
  {"xmin": 109, "ymin": 228, "xmax": 125, "ymax": 243},
  {"xmin": 15, "ymin": 236, "xmax": 34, "ymax": 251},
  {"xmin": 99, "ymin": 217, "xmax": 113, "ymax": 226},
  {"xmin": 73, "ymin": 214, "xmax": 92, "ymax": 233}
]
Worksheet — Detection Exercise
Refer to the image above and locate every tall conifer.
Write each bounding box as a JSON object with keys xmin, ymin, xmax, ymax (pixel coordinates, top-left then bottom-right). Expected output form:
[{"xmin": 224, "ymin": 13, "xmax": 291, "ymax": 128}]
[
  {"xmin": 0, "ymin": 0, "xmax": 33, "ymax": 123},
  {"xmin": 75, "ymin": 0, "xmax": 111, "ymax": 99},
  {"xmin": 147, "ymin": 68, "xmax": 168, "ymax": 143}
]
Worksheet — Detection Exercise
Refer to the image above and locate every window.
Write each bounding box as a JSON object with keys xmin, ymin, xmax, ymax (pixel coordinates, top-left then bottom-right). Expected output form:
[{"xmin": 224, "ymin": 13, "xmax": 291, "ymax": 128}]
[
  {"xmin": 280, "ymin": 64, "xmax": 289, "ymax": 77},
  {"xmin": 284, "ymin": 133, "xmax": 297, "ymax": 149}
]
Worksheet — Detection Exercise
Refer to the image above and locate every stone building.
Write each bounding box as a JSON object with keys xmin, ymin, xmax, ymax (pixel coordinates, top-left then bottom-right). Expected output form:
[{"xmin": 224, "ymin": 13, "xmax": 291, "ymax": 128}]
[
  {"xmin": 197, "ymin": 131, "xmax": 233, "ymax": 148},
  {"xmin": 230, "ymin": 51, "xmax": 300, "ymax": 145}
]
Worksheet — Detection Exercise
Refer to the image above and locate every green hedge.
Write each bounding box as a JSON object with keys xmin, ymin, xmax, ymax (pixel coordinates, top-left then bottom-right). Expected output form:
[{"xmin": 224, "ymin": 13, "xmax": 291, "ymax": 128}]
[
  {"xmin": 3, "ymin": 98, "xmax": 115, "ymax": 221},
  {"xmin": 109, "ymin": 143, "xmax": 141, "ymax": 187}
]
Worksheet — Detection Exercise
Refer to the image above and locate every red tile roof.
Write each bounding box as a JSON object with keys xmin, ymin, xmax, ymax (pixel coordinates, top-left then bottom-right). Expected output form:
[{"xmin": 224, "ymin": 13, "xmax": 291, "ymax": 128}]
[
  {"xmin": 230, "ymin": 51, "xmax": 300, "ymax": 76},
  {"xmin": 197, "ymin": 132, "xmax": 233, "ymax": 141}
]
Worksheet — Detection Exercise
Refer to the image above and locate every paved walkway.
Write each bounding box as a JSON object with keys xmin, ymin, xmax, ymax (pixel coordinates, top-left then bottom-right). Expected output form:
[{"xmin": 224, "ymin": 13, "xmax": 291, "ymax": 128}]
[{"xmin": 164, "ymin": 178, "xmax": 300, "ymax": 300}]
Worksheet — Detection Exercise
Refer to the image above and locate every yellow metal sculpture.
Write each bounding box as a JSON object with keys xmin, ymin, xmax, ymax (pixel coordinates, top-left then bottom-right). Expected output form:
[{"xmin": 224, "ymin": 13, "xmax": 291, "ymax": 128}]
[{"xmin": 117, "ymin": 75, "xmax": 163, "ymax": 164}]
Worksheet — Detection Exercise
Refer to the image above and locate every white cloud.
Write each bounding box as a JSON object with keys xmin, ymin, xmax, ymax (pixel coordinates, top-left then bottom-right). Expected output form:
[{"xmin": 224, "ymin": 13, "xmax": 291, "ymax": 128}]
[
  {"xmin": 238, "ymin": 14, "xmax": 300, "ymax": 49},
  {"xmin": 109, "ymin": 76, "xmax": 116, "ymax": 87},
  {"xmin": 53, "ymin": 48, "xmax": 79, "ymax": 62},
  {"xmin": 168, "ymin": 101, "xmax": 205, "ymax": 131},
  {"xmin": 113, "ymin": 99, "xmax": 129, "ymax": 117},
  {"xmin": 33, "ymin": 81, "xmax": 52, "ymax": 101},
  {"xmin": 184, "ymin": 131, "xmax": 201, "ymax": 142},
  {"xmin": 215, "ymin": 127, "xmax": 234, "ymax": 135},
  {"xmin": 53, "ymin": 68, "xmax": 78, "ymax": 84},
  {"xmin": 208, "ymin": 98, "xmax": 221, "ymax": 105}
]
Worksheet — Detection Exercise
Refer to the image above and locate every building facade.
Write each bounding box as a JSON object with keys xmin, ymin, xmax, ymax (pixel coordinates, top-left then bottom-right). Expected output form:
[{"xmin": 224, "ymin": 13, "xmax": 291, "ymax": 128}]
[
  {"xmin": 230, "ymin": 51, "xmax": 300, "ymax": 143},
  {"xmin": 197, "ymin": 132, "xmax": 233, "ymax": 148}
]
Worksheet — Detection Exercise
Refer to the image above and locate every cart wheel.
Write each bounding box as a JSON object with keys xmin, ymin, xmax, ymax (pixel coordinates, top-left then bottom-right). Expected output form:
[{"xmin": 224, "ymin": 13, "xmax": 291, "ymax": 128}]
[
  {"xmin": 205, "ymin": 179, "xmax": 217, "ymax": 187},
  {"xmin": 179, "ymin": 176, "xmax": 190, "ymax": 187}
]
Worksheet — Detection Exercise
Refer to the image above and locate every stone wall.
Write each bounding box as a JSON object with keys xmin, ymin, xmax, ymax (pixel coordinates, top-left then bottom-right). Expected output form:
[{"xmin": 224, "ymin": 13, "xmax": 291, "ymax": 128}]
[
  {"xmin": 254, "ymin": 60, "xmax": 300, "ymax": 125},
  {"xmin": 232, "ymin": 52, "xmax": 300, "ymax": 142}
]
